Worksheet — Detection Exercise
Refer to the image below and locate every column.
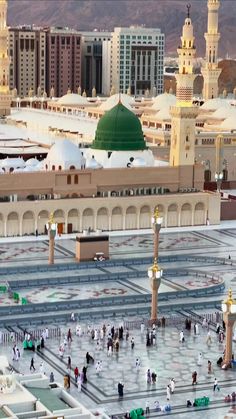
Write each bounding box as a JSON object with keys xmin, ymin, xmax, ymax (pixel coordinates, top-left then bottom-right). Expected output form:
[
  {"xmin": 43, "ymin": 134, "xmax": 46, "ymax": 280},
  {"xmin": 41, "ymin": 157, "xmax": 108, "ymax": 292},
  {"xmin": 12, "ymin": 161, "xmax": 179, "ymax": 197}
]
[
  {"xmin": 151, "ymin": 279, "xmax": 158, "ymax": 321},
  {"xmin": 49, "ymin": 234, "xmax": 55, "ymax": 265},
  {"xmin": 224, "ymin": 316, "xmax": 234, "ymax": 366}
]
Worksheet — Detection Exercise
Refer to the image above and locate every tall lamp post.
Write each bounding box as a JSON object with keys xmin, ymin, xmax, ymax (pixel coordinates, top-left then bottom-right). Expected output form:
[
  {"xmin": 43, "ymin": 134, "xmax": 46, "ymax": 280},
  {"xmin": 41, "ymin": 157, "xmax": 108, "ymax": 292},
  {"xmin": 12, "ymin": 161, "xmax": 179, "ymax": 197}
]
[
  {"xmin": 215, "ymin": 171, "xmax": 223, "ymax": 193},
  {"xmin": 222, "ymin": 289, "xmax": 236, "ymax": 367},
  {"xmin": 46, "ymin": 212, "xmax": 57, "ymax": 265},
  {"xmin": 148, "ymin": 207, "xmax": 163, "ymax": 323}
]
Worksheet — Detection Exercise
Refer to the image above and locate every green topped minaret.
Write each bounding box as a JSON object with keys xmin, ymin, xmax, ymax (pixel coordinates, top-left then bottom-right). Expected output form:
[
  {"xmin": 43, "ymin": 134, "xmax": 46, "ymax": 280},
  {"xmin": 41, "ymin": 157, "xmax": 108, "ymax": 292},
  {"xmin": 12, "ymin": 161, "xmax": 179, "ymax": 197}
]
[{"xmin": 91, "ymin": 102, "xmax": 147, "ymax": 151}]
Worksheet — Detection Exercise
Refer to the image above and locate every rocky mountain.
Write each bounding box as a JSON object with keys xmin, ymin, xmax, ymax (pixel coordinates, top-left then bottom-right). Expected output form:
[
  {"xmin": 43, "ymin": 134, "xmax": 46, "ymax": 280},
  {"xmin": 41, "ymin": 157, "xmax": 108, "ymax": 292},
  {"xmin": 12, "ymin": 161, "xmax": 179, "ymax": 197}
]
[{"xmin": 8, "ymin": 0, "xmax": 236, "ymax": 58}]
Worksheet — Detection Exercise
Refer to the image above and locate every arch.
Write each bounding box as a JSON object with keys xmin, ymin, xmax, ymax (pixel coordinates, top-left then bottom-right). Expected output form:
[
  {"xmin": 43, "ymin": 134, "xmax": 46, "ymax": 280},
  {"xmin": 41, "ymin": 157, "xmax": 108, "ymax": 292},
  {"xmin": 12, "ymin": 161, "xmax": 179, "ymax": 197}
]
[
  {"xmin": 70, "ymin": 165, "xmax": 75, "ymax": 170},
  {"xmin": 38, "ymin": 210, "xmax": 49, "ymax": 234},
  {"xmin": 82, "ymin": 208, "xmax": 94, "ymax": 231},
  {"xmin": 204, "ymin": 169, "xmax": 211, "ymax": 182},
  {"xmin": 68, "ymin": 208, "xmax": 79, "ymax": 232},
  {"xmin": 22, "ymin": 210, "xmax": 35, "ymax": 235},
  {"xmin": 54, "ymin": 209, "xmax": 65, "ymax": 235},
  {"xmin": 181, "ymin": 203, "xmax": 192, "ymax": 226},
  {"xmin": 97, "ymin": 207, "xmax": 109, "ymax": 231},
  {"xmin": 52, "ymin": 165, "xmax": 55, "ymax": 171},
  {"xmin": 0, "ymin": 213, "xmax": 4, "ymax": 236},
  {"xmin": 7, "ymin": 211, "xmax": 19, "ymax": 236},
  {"xmin": 167, "ymin": 204, "xmax": 178, "ymax": 227},
  {"xmin": 194, "ymin": 202, "xmax": 205, "ymax": 225},
  {"xmin": 140, "ymin": 205, "xmax": 151, "ymax": 229},
  {"xmin": 125, "ymin": 206, "xmax": 137, "ymax": 230},
  {"xmin": 111, "ymin": 207, "xmax": 123, "ymax": 231}
]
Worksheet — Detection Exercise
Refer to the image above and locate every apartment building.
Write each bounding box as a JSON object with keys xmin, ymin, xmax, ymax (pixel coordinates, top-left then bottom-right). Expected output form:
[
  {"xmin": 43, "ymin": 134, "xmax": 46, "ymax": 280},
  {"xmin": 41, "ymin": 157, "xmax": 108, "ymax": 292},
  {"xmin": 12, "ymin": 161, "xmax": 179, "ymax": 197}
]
[
  {"xmin": 9, "ymin": 26, "xmax": 46, "ymax": 97},
  {"xmin": 110, "ymin": 26, "xmax": 165, "ymax": 96}
]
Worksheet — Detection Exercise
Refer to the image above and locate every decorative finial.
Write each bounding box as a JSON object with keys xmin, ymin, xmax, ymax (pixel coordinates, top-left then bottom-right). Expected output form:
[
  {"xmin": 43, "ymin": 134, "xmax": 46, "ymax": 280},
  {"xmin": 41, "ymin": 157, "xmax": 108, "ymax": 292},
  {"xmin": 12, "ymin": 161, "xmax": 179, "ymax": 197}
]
[
  {"xmin": 228, "ymin": 288, "xmax": 233, "ymax": 303},
  {"xmin": 187, "ymin": 3, "xmax": 191, "ymax": 18},
  {"xmin": 118, "ymin": 91, "xmax": 121, "ymax": 104},
  {"xmin": 154, "ymin": 206, "xmax": 159, "ymax": 220}
]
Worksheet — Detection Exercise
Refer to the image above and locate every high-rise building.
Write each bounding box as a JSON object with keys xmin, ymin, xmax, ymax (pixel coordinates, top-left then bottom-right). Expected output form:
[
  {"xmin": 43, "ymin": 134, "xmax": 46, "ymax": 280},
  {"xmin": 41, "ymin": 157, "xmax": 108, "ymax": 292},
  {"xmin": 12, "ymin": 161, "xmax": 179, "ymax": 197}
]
[
  {"xmin": 9, "ymin": 26, "xmax": 46, "ymax": 98},
  {"xmin": 0, "ymin": 0, "xmax": 11, "ymax": 115},
  {"xmin": 46, "ymin": 27, "xmax": 82, "ymax": 98},
  {"xmin": 170, "ymin": 6, "xmax": 198, "ymax": 168},
  {"xmin": 202, "ymin": 0, "xmax": 221, "ymax": 100},
  {"xmin": 110, "ymin": 27, "xmax": 164, "ymax": 96},
  {"xmin": 81, "ymin": 31, "xmax": 111, "ymax": 96}
]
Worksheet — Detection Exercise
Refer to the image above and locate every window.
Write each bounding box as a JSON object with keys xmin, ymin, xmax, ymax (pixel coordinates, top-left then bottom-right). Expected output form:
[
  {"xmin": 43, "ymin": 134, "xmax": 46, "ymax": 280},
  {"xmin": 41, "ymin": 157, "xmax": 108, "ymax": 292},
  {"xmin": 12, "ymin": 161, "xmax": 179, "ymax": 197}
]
[
  {"xmin": 67, "ymin": 175, "xmax": 71, "ymax": 184},
  {"xmin": 74, "ymin": 174, "xmax": 78, "ymax": 184},
  {"xmin": 58, "ymin": 165, "xmax": 62, "ymax": 171},
  {"xmin": 52, "ymin": 165, "xmax": 55, "ymax": 171}
]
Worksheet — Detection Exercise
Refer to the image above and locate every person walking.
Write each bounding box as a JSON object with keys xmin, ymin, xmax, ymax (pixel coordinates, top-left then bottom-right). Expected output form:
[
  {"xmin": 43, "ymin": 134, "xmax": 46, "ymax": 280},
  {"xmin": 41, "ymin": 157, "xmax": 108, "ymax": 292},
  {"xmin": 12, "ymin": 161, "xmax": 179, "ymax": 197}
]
[
  {"xmin": 151, "ymin": 371, "xmax": 157, "ymax": 384},
  {"xmin": 179, "ymin": 331, "xmax": 185, "ymax": 343},
  {"xmin": 206, "ymin": 330, "xmax": 212, "ymax": 345},
  {"xmin": 147, "ymin": 369, "xmax": 151, "ymax": 384},
  {"xmin": 50, "ymin": 372, "xmax": 54, "ymax": 383},
  {"xmin": 170, "ymin": 378, "xmax": 175, "ymax": 394},
  {"xmin": 74, "ymin": 366, "xmax": 79, "ymax": 382},
  {"xmin": 192, "ymin": 371, "xmax": 197, "ymax": 385},
  {"xmin": 197, "ymin": 352, "xmax": 203, "ymax": 366},
  {"xmin": 118, "ymin": 382, "xmax": 124, "ymax": 397},
  {"xmin": 166, "ymin": 384, "xmax": 171, "ymax": 401},
  {"xmin": 208, "ymin": 360, "xmax": 212, "ymax": 374},
  {"xmin": 145, "ymin": 401, "xmax": 150, "ymax": 415},
  {"xmin": 213, "ymin": 378, "xmax": 220, "ymax": 392},
  {"xmin": 135, "ymin": 358, "xmax": 141, "ymax": 371},
  {"xmin": 30, "ymin": 357, "xmax": 36, "ymax": 372},
  {"xmin": 67, "ymin": 356, "xmax": 72, "ymax": 370},
  {"xmin": 131, "ymin": 337, "xmax": 135, "ymax": 349}
]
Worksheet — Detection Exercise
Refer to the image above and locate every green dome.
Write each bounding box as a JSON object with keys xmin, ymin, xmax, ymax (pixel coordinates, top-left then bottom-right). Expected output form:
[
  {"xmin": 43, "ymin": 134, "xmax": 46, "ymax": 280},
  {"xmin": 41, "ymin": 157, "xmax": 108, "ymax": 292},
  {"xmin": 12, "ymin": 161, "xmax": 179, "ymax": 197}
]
[{"xmin": 91, "ymin": 102, "xmax": 147, "ymax": 151}]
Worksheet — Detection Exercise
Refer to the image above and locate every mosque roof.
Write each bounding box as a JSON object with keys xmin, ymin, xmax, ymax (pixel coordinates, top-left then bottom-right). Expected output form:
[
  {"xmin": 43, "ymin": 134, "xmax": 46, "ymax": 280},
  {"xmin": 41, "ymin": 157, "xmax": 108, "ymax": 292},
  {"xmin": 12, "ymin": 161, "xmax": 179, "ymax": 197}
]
[
  {"xmin": 152, "ymin": 93, "xmax": 176, "ymax": 110},
  {"xmin": 155, "ymin": 107, "xmax": 171, "ymax": 120},
  {"xmin": 211, "ymin": 106, "xmax": 236, "ymax": 119},
  {"xmin": 57, "ymin": 93, "xmax": 88, "ymax": 106},
  {"xmin": 46, "ymin": 139, "xmax": 82, "ymax": 164},
  {"xmin": 99, "ymin": 93, "xmax": 133, "ymax": 111},
  {"xmin": 91, "ymin": 102, "xmax": 147, "ymax": 151},
  {"xmin": 201, "ymin": 98, "xmax": 231, "ymax": 111}
]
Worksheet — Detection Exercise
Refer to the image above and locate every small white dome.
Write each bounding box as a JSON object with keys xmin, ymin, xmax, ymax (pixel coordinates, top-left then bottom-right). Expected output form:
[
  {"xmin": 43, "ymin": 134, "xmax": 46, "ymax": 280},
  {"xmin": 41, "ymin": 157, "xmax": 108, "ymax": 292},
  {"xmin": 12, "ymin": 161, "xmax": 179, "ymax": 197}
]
[
  {"xmin": 201, "ymin": 98, "xmax": 231, "ymax": 111},
  {"xmin": 152, "ymin": 93, "xmax": 176, "ymax": 111},
  {"xmin": 0, "ymin": 157, "xmax": 25, "ymax": 169},
  {"xmin": 211, "ymin": 106, "xmax": 236, "ymax": 120},
  {"xmin": 99, "ymin": 94, "xmax": 133, "ymax": 111},
  {"xmin": 131, "ymin": 157, "xmax": 147, "ymax": 167},
  {"xmin": 45, "ymin": 139, "xmax": 82, "ymax": 170},
  {"xmin": 57, "ymin": 93, "xmax": 88, "ymax": 106},
  {"xmin": 86, "ymin": 156, "xmax": 102, "ymax": 169},
  {"xmin": 220, "ymin": 116, "xmax": 236, "ymax": 131},
  {"xmin": 25, "ymin": 157, "xmax": 39, "ymax": 167},
  {"xmin": 155, "ymin": 107, "xmax": 171, "ymax": 120}
]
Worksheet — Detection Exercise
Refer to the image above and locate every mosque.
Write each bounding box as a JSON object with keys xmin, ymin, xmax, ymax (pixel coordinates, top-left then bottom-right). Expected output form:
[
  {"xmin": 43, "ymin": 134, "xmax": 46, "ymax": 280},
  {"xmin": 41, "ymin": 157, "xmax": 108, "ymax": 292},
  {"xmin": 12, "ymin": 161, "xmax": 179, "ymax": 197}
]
[{"xmin": 0, "ymin": 0, "xmax": 232, "ymax": 236}]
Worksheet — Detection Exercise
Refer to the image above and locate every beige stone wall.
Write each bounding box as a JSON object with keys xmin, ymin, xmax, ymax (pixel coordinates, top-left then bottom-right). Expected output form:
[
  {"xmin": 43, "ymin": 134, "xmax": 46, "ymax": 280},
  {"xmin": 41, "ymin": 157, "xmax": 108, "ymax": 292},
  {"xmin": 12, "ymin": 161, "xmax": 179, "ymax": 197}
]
[{"xmin": 0, "ymin": 192, "xmax": 220, "ymax": 237}]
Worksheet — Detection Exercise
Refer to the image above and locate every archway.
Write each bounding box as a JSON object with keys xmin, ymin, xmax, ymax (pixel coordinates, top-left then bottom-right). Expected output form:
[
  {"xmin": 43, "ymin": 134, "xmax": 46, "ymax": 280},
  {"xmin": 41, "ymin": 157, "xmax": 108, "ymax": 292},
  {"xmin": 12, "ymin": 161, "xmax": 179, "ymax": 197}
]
[
  {"xmin": 82, "ymin": 208, "xmax": 94, "ymax": 231},
  {"xmin": 7, "ymin": 212, "xmax": 19, "ymax": 236},
  {"xmin": 204, "ymin": 169, "xmax": 211, "ymax": 182},
  {"xmin": 140, "ymin": 205, "xmax": 151, "ymax": 229},
  {"xmin": 68, "ymin": 209, "xmax": 79, "ymax": 233},
  {"xmin": 0, "ymin": 213, "xmax": 4, "ymax": 236},
  {"xmin": 111, "ymin": 207, "xmax": 123, "ymax": 231},
  {"xmin": 181, "ymin": 203, "xmax": 192, "ymax": 226},
  {"xmin": 22, "ymin": 211, "xmax": 35, "ymax": 235},
  {"xmin": 38, "ymin": 210, "xmax": 49, "ymax": 234},
  {"xmin": 125, "ymin": 206, "xmax": 137, "ymax": 230},
  {"xmin": 167, "ymin": 204, "xmax": 178, "ymax": 227},
  {"xmin": 97, "ymin": 207, "xmax": 109, "ymax": 231},
  {"xmin": 194, "ymin": 202, "xmax": 205, "ymax": 225},
  {"xmin": 54, "ymin": 209, "xmax": 65, "ymax": 235}
]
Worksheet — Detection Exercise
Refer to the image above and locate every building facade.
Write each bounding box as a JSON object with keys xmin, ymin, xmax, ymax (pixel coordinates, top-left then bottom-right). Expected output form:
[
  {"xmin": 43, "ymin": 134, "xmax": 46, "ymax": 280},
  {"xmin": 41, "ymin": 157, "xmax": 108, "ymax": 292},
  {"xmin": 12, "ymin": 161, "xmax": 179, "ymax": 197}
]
[
  {"xmin": 46, "ymin": 27, "xmax": 82, "ymax": 98},
  {"xmin": 0, "ymin": 0, "xmax": 11, "ymax": 115},
  {"xmin": 111, "ymin": 27, "xmax": 164, "ymax": 96},
  {"xmin": 81, "ymin": 31, "xmax": 111, "ymax": 96},
  {"xmin": 9, "ymin": 26, "xmax": 46, "ymax": 98}
]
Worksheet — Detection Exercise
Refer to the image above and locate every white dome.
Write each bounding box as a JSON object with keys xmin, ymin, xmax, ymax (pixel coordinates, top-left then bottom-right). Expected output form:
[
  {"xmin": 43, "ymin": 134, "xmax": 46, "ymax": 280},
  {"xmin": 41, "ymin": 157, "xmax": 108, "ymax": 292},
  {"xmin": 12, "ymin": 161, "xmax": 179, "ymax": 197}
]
[
  {"xmin": 0, "ymin": 157, "xmax": 25, "ymax": 169},
  {"xmin": 155, "ymin": 107, "xmax": 171, "ymax": 120},
  {"xmin": 25, "ymin": 157, "xmax": 39, "ymax": 167},
  {"xmin": 99, "ymin": 94, "xmax": 133, "ymax": 111},
  {"xmin": 152, "ymin": 93, "xmax": 176, "ymax": 110},
  {"xmin": 86, "ymin": 156, "xmax": 102, "ymax": 169},
  {"xmin": 211, "ymin": 106, "xmax": 236, "ymax": 120},
  {"xmin": 220, "ymin": 116, "xmax": 236, "ymax": 131},
  {"xmin": 57, "ymin": 93, "xmax": 88, "ymax": 106},
  {"xmin": 46, "ymin": 139, "xmax": 82, "ymax": 170},
  {"xmin": 131, "ymin": 157, "xmax": 147, "ymax": 167},
  {"xmin": 201, "ymin": 98, "xmax": 231, "ymax": 111}
]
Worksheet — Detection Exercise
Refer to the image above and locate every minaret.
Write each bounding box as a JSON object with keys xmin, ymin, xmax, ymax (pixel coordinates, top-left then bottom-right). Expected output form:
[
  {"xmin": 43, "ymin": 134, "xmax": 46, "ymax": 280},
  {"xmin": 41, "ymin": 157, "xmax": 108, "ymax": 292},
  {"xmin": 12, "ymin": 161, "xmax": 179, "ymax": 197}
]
[
  {"xmin": 169, "ymin": 5, "xmax": 198, "ymax": 168},
  {"xmin": 0, "ymin": 0, "xmax": 11, "ymax": 116},
  {"xmin": 202, "ymin": 0, "xmax": 221, "ymax": 100}
]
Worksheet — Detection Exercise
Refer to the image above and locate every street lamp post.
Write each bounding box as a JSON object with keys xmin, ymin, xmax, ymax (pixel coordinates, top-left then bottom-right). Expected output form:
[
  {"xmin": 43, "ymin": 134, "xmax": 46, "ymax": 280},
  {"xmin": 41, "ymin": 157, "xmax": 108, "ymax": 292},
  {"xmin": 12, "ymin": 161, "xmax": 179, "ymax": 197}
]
[
  {"xmin": 215, "ymin": 172, "xmax": 223, "ymax": 193},
  {"xmin": 148, "ymin": 207, "xmax": 163, "ymax": 323},
  {"xmin": 222, "ymin": 289, "xmax": 236, "ymax": 367},
  {"xmin": 46, "ymin": 212, "xmax": 57, "ymax": 265}
]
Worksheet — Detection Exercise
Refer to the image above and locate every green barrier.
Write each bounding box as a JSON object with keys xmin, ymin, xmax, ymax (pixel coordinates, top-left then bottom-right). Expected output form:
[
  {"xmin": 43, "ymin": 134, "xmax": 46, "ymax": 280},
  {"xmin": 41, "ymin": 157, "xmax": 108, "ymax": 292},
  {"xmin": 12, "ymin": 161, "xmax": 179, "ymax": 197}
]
[
  {"xmin": 129, "ymin": 408, "xmax": 144, "ymax": 419},
  {"xmin": 22, "ymin": 297, "xmax": 27, "ymax": 305},
  {"xmin": 13, "ymin": 292, "xmax": 20, "ymax": 301},
  {"xmin": 0, "ymin": 285, "xmax": 7, "ymax": 292},
  {"xmin": 194, "ymin": 397, "xmax": 209, "ymax": 407}
]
